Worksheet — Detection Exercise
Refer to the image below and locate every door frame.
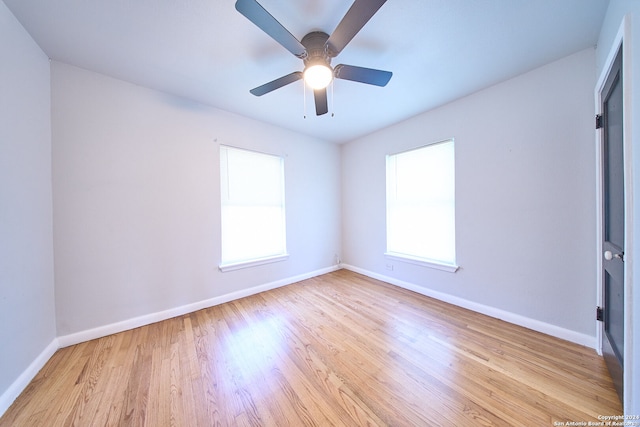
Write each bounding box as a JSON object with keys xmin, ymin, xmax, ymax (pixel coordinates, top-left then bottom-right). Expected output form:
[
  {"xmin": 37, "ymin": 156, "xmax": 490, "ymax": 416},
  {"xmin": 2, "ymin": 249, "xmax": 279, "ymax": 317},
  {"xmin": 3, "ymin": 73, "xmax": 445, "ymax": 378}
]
[{"xmin": 594, "ymin": 14, "xmax": 633, "ymax": 410}]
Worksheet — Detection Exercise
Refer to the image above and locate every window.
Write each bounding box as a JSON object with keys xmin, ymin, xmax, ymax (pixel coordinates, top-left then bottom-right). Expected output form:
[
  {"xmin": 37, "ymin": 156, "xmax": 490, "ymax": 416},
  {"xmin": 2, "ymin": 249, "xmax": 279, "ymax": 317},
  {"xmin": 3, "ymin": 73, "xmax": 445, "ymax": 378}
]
[
  {"xmin": 219, "ymin": 146, "xmax": 287, "ymax": 271},
  {"xmin": 385, "ymin": 139, "xmax": 457, "ymax": 272}
]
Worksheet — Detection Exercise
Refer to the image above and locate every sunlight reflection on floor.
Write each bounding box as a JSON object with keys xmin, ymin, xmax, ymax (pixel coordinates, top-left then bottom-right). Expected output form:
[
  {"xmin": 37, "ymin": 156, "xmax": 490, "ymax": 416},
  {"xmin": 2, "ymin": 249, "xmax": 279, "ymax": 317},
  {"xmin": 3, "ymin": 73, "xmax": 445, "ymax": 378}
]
[{"xmin": 223, "ymin": 315, "xmax": 285, "ymax": 380}]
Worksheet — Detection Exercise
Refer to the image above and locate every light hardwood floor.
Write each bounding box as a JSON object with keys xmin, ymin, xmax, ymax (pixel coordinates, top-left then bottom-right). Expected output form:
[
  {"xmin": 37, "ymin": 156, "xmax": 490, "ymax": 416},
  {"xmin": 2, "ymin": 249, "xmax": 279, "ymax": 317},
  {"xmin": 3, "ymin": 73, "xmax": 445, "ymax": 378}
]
[{"xmin": 1, "ymin": 270, "xmax": 622, "ymax": 426}]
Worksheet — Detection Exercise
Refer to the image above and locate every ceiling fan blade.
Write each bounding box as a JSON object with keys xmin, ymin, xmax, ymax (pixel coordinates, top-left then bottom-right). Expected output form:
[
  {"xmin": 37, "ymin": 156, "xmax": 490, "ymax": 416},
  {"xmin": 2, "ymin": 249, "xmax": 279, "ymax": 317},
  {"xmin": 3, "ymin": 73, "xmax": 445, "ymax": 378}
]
[
  {"xmin": 334, "ymin": 64, "xmax": 392, "ymax": 86},
  {"xmin": 250, "ymin": 72, "xmax": 303, "ymax": 96},
  {"xmin": 235, "ymin": 0, "xmax": 306, "ymax": 58},
  {"xmin": 314, "ymin": 88, "xmax": 328, "ymax": 116},
  {"xmin": 326, "ymin": 0, "xmax": 387, "ymax": 56}
]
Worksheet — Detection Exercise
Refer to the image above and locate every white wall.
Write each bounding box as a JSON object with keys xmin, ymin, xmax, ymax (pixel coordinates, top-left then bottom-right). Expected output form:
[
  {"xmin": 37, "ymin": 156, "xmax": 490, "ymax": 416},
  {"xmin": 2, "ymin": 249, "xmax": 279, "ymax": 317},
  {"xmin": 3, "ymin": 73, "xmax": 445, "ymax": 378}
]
[
  {"xmin": 596, "ymin": 0, "xmax": 640, "ymax": 414},
  {"xmin": 0, "ymin": 0, "xmax": 56, "ymax": 413},
  {"xmin": 342, "ymin": 48, "xmax": 597, "ymax": 342},
  {"xmin": 51, "ymin": 62, "xmax": 341, "ymax": 337}
]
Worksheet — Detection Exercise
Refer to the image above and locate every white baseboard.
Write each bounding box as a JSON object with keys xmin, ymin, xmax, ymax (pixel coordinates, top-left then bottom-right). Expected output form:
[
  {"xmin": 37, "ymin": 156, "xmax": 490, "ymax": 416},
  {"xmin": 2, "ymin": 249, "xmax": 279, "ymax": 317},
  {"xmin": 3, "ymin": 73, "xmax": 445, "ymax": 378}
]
[
  {"xmin": 0, "ymin": 338, "xmax": 59, "ymax": 417},
  {"xmin": 341, "ymin": 264, "xmax": 597, "ymax": 349},
  {"xmin": 57, "ymin": 265, "xmax": 340, "ymax": 348}
]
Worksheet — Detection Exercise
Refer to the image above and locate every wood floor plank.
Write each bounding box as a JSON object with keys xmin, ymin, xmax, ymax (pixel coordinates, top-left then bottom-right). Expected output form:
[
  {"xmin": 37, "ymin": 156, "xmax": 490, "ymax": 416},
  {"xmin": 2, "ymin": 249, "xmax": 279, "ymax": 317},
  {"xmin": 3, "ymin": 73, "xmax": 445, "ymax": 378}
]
[{"xmin": 0, "ymin": 270, "xmax": 622, "ymax": 426}]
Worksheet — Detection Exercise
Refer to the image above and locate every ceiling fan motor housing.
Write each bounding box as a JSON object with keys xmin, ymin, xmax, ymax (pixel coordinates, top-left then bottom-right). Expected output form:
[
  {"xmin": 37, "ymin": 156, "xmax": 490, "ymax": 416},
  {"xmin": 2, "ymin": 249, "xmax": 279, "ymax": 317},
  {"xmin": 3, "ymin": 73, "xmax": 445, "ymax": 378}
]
[{"xmin": 301, "ymin": 31, "xmax": 332, "ymax": 69}]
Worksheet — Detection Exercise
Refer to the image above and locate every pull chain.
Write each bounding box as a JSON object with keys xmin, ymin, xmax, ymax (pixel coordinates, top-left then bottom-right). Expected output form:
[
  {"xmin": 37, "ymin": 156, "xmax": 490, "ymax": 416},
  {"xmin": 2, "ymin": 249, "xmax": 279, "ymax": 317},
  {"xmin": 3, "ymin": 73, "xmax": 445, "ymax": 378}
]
[
  {"xmin": 303, "ymin": 82, "xmax": 307, "ymax": 119},
  {"xmin": 330, "ymin": 80, "xmax": 335, "ymax": 117}
]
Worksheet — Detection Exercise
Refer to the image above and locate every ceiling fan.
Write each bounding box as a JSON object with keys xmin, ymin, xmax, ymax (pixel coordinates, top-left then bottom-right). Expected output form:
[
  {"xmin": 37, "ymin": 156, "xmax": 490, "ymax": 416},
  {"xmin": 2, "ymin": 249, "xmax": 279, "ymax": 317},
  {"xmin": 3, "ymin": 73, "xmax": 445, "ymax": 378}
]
[{"xmin": 235, "ymin": 0, "xmax": 392, "ymax": 116}]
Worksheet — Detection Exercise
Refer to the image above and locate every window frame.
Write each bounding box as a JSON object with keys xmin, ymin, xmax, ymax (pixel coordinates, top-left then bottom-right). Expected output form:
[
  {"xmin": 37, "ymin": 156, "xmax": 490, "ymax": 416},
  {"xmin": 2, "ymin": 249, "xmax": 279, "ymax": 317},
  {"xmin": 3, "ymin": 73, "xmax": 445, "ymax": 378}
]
[
  {"xmin": 384, "ymin": 139, "xmax": 459, "ymax": 273},
  {"xmin": 218, "ymin": 145, "xmax": 288, "ymax": 272}
]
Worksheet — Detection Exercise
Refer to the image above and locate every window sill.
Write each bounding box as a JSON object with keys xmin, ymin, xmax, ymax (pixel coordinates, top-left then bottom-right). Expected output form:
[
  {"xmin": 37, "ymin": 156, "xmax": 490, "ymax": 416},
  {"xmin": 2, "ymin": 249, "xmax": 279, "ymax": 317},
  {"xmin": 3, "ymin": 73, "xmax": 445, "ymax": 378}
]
[
  {"xmin": 384, "ymin": 252, "xmax": 459, "ymax": 273},
  {"xmin": 219, "ymin": 254, "xmax": 289, "ymax": 272}
]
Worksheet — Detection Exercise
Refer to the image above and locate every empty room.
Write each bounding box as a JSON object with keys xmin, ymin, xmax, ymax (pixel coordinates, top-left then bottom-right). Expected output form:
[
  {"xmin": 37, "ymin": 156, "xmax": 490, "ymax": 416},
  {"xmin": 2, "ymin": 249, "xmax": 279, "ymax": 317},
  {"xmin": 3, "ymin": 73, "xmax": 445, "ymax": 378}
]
[{"xmin": 1, "ymin": 0, "xmax": 639, "ymax": 425}]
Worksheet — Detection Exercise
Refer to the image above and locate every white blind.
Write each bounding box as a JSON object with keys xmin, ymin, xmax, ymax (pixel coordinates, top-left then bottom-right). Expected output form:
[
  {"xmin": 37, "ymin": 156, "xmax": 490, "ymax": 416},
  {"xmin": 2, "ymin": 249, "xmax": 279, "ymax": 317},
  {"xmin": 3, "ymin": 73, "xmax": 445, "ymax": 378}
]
[
  {"xmin": 220, "ymin": 146, "xmax": 286, "ymax": 266},
  {"xmin": 386, "ymin": 140, "xmax": 456, "ymax": 265}
]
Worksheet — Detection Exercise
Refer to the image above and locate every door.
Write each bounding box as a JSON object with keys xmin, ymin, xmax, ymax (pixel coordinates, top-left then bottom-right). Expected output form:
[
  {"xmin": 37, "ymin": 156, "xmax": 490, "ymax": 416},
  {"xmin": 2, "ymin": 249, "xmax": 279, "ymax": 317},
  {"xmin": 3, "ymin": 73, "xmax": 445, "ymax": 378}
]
[{"xmin": 600, "ymin": 46, "xmax": 624, "ymax": 403}]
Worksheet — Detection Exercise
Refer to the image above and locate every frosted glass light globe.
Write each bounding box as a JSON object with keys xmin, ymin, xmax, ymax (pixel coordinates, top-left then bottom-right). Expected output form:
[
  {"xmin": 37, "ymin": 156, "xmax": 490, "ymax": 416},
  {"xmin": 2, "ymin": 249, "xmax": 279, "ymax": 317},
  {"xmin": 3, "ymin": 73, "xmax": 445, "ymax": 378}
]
[{"xmin": 304, "ymin": 64, "xmax": 333, "ymax": 89}]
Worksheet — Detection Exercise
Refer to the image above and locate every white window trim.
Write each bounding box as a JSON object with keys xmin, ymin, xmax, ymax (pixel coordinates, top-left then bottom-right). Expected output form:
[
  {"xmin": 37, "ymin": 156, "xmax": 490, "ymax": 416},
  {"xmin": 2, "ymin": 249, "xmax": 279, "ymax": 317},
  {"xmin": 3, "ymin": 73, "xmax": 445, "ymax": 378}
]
[
  {"xmin": 386, "ymin": 139, "xmax": 457, "ymax": 270},
  {"xmin": 219, "ymin": 145, "xmax": 288, "ymax": 271},
  {"xmin": 219, "ymin": 253, "xmax": 289, "ymax": 272},
  {"xmin": 384, "ymin": 252, "xmax": 459, "ymax": 273}
]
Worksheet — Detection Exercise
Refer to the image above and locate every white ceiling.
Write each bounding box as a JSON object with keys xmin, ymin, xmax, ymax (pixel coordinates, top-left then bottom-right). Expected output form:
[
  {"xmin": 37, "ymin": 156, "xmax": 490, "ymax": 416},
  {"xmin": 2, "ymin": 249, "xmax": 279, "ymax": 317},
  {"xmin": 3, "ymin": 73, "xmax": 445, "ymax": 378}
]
[{"xmin": 4, "ymin": 0, "xmax": 609, "ymax": 143}]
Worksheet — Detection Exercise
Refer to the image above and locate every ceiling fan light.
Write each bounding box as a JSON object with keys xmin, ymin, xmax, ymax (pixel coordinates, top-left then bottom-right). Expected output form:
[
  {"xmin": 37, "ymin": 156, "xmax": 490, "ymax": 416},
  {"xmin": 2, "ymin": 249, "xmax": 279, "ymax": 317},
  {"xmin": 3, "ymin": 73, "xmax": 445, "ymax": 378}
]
[{"xmin": 304, "ymin": 64, "xmax": 333, "ymax": 90}]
